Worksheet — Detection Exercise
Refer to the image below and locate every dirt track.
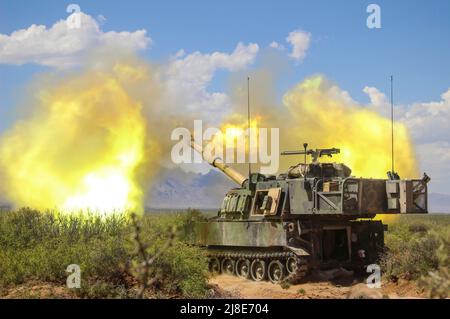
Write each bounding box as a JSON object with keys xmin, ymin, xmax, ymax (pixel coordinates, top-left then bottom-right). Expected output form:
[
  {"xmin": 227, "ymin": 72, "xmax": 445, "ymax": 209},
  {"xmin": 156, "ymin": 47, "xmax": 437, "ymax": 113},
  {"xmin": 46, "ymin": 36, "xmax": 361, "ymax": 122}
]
[
  {"xmin": 0, "ymin": 274, "xmax": 426, "ymax": 299},
  {"xmin": 209, "ymin": 274, "xmax": 427, "ymax": 299}
]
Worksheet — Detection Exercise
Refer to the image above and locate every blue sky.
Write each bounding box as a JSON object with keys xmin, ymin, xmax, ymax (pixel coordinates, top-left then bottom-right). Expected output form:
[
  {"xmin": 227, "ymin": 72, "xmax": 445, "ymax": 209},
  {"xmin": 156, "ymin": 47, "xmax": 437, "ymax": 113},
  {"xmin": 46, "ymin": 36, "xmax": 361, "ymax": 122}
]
[
  {"xmin": 0, "ymin": 0, "xmax": 450, "ymax": 199},
  {"xmin": 1, "ymin": 0, "xmax": 450, "ymax": 116}
]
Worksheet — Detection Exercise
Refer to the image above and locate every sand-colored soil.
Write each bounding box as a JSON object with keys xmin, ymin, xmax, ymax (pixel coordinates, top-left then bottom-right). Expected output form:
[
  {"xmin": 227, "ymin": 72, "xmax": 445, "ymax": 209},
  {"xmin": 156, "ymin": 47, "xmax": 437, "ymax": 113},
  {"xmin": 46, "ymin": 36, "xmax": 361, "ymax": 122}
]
[{"xmin": 209, "ymin": 273, "xmax": 427, "ymax": 299}]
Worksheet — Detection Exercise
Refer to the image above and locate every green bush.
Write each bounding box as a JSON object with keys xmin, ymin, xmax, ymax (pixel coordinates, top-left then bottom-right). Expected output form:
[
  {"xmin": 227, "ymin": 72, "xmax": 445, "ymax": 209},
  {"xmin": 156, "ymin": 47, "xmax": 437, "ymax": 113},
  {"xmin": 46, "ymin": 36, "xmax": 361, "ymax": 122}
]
[
  {"xmin": 381, "ymin": 215, "xmax": 450, "ymax": 283},
  {"xmin": 152, "ymin": 242, "xmax": 209, "ymax": 298},
  {"xmin": 0, "ymin": 208, "xmax": 209, "ymax": 298},
  {"xmin": 0, "ymin": 208, "xmax": 129, "ymax": 286},
  {"xmin": 381, "ymin": 232, "xmax": 440, "ymax": 280},
  {"xmin": 419, "ymin": 232, "xmax": 450, "ymax": 298}
]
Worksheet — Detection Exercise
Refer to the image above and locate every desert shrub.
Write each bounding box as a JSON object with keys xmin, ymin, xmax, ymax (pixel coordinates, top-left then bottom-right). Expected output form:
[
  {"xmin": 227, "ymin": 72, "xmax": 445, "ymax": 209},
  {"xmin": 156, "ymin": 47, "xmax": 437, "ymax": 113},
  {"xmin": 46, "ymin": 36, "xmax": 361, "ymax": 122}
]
[
  {"xmin": 76, "ymin": 281, "xmax": 130, "ymax": 299},
  {"xmin": 419, "ymin": 233, "xmax": 450, "ymax": 298},
  {"xmin": 0, "ymin": 208, "xmax": 130, "ymax": 286},
  {"xmin": 0, "ymin": 208, "xmax": 209, "ymax": 298},
  {"xmin": 151, "ymin": 242, "xmax": 209, "ymax": 298},
  {"xmin": 408, "ymin": 223, "xmax": 429, "ymax": 234},
  {"xmin": 129, "ymin": 210, "xmax": 209, "ymax": 298},
  {"xmin": 381, "ymin": 215, "xmax": 450, "ymax": 282},
  {"xmin": 381, "ymin": 232, "xmax": 440, "ymax": 280}
]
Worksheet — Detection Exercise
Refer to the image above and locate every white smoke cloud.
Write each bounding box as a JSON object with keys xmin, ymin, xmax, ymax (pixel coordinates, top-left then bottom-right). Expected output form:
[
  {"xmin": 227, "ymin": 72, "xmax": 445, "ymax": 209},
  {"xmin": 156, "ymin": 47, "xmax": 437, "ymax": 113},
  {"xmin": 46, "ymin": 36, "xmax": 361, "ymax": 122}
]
[
  {"xmin": 0, "ymin": 12, "xmax": 150, "ymax": 68},
  {"xmin": 286, "ymin": 29, "xmax": 311, "ymax": 62}
]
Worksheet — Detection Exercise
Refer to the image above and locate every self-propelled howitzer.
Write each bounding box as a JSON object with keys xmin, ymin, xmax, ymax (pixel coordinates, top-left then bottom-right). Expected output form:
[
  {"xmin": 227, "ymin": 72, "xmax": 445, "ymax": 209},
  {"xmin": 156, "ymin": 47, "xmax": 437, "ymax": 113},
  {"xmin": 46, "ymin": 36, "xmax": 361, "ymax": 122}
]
[{"xmin": 188, "ymin": 138, "xmax": 429, "ymax": 283}]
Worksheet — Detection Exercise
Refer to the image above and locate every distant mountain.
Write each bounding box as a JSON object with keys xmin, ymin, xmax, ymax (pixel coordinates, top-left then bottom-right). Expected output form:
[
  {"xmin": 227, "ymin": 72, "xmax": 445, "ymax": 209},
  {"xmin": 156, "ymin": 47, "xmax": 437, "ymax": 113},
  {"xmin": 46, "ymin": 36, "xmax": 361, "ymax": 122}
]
[
  {"xmin": 2, "ymin": 171, "xmax": 448, "ymax": 213},
  {"xmin": 148, "ymin": 169, "xmax": 450, "ymax": 213},
  {"xmin": 146, "ymin": 168, "xmax": 235, "ymax": 210},
  {"xmin": 428, "ymin": 193, "xmax": 450, "ymax": 213},
  {"xmin": 0, "ymin": 194, "xmax": 11, "ymax": 211}
]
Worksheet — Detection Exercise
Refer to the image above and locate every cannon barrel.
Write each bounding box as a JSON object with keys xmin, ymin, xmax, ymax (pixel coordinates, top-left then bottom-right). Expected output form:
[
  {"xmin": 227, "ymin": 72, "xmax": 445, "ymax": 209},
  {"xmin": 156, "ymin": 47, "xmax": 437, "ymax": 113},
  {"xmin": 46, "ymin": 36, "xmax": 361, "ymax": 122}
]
[{"xmin": 190, "ymin": 135, "xmax": 247, "ymax": 186}]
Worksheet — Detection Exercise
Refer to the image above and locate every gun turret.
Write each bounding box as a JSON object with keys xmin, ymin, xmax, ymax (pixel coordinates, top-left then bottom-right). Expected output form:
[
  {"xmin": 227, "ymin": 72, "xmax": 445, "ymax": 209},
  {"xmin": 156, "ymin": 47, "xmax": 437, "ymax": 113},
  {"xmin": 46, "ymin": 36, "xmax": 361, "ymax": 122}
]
[
  {"xmin": 190, "ymin": 135, "xmax": 247, "ymax": 186},
  {"xmin": 281, "ymin": 147, "xmax": 340, "ymax": 163}
]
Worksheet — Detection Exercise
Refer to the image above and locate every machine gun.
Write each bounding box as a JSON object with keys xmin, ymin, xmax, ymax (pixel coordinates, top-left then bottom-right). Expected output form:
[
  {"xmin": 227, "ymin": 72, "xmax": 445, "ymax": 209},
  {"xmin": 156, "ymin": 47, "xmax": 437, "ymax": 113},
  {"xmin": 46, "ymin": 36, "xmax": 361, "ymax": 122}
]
[{"xmin": 281, "ymin": 146, "xmax": 340, "ymax": 163}]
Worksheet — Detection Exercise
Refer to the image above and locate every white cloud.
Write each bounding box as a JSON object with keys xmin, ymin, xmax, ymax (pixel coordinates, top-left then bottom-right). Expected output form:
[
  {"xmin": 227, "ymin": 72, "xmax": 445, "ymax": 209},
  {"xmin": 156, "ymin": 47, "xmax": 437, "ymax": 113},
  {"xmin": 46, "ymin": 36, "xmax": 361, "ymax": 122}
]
[
  {"xmin": 0, "ymin": 12, "xmax": 150, "ymax": 68},
  {"xmin": 362, "ymin": 85, "xmax": 412, "ymax": 120},
  {"xmin": 415, "ymin": 142, "xmax": 450, "ymax": 194},
  {"xmin": 363, "ymin": 86, "xmax": 450, "ymax": 144},
  {"xmin": 363, "ymin": 86, "xmax": 450, "ymax": 194},
  {"xmin": 269, "ymin": 41, "xmax": 284, "ymax": 50},
  {"xmin": 172, "ymin": 49, "xmax": 186, "ymax": 59},
  {"xmin": 162, "ymin": 42, "xmax": 259, "ymax": 123},
  {"xmin": 96, "ymin": 14, "xmax": 107, "ymax": 25},
  {"xmin": 286, "ymin": 29, "xmax": 311, "ymax": 62},
  {"xmin": 327, "ymin": 84, "xmax": 358, "ymax": 106},
  {"xmin": 363, "ymin": 86, "xmax": 390, "ymax": 115},
  {"xmin": 269, "ymin": 41, "xmax": 279, "ymax": 48},
  {"xmin": 156, "ymin": 42, "xmax": 259, "ymax": 175},
  {"xmin": 166, "ymin": 42, "xmax": 259, "ymax": 83},
  {"xmin": 401, "ymin": 89, "xmax": 450, "ymax": 144}
]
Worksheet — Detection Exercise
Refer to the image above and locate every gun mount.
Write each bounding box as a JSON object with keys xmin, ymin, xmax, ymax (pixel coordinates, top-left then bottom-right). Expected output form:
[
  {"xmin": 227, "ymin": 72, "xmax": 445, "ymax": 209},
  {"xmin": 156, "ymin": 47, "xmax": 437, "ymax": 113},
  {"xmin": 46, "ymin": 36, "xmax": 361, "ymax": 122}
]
[{"xmin": 281, "ymin": 147, "xmax": 340, "ymax": 163}]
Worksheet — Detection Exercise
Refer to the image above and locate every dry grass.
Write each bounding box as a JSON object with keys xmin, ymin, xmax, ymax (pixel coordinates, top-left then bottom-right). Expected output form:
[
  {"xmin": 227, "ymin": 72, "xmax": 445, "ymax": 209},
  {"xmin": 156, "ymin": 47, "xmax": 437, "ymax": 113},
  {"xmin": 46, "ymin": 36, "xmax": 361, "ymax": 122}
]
[
  {"xmin": 381, "ymin": 214, "xmax": 450, "ymax": 298},
  {"xmin": 0, "ymin": 208, "xmax": 209, "ymax": 298}
]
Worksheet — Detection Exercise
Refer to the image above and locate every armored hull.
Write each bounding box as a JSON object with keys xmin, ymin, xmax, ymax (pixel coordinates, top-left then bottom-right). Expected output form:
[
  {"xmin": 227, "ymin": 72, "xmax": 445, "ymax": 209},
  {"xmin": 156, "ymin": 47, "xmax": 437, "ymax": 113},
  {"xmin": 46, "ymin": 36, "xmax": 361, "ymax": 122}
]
[
  {"xmin": 187, "ymin": 138, "xmax": 429, "ymax": 283},
  {"xmin": 191, "ymin": 212, "xmax": 387, "ymax": 282}
]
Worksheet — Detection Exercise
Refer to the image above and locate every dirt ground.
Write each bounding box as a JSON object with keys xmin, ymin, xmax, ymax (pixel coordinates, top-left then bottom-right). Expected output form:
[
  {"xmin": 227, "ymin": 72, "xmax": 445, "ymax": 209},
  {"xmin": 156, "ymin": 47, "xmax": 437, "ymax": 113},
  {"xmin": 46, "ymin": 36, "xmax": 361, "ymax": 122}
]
[
  {"xmin": 0, "ymin": 273, "xmax": 427, "ymax": 299},
  {"xmin": 0, "ymin": 281, "xmax": 77, "ymax": 299},
  {"xmin": 209, "ymin": 273, "xmax": 427, "ymax": 299}
]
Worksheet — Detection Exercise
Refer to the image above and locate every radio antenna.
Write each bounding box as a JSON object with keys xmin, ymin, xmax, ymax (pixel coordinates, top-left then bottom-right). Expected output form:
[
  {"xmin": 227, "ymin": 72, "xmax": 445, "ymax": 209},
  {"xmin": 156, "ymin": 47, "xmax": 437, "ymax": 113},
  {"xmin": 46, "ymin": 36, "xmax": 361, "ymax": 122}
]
[
  {"xmin": 303, "ymin": 143, "xmax": 308, "ymax": 182},
  {"xmin": 390, "ymin": 75, "xmax": 394, "ymax": 173},
  {"xmin": 247, "ymin": 76, "xmax": 251, "ymax": 178}
]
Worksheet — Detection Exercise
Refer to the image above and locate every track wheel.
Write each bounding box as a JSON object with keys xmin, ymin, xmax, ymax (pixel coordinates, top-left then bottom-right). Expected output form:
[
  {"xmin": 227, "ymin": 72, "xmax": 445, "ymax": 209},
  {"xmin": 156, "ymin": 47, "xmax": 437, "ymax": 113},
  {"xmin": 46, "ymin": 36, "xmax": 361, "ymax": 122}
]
[
  {"xmin": 250, "ymin": 259, "xmax": 266, "ymax": 281},
  {"xmin": 268, "ymin": 260, "xmax": 285, "ymax": 283},
  {"xmin": 209, "ymin": 257, "xmax": 221, "ymax": 274},
  {"xmin": 221, "ymin": 258, "xmax": 235, "ymax": 275},
  {"xmin": 236, "ymin": 258, "xmax": 251, "ymax": 279},
  {"xmin": 286, "ymin": 256, "xmax": 297, "ymax": 275}
]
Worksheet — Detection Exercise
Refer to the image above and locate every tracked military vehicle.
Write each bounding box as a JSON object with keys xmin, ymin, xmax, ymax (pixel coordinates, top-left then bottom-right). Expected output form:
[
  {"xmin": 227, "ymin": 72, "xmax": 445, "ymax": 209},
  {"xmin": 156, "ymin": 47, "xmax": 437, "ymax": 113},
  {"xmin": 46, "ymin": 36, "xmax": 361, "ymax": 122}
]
[{"xmin": 188, "ymin": 137, "xmax": 429, "ymax": 283}]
